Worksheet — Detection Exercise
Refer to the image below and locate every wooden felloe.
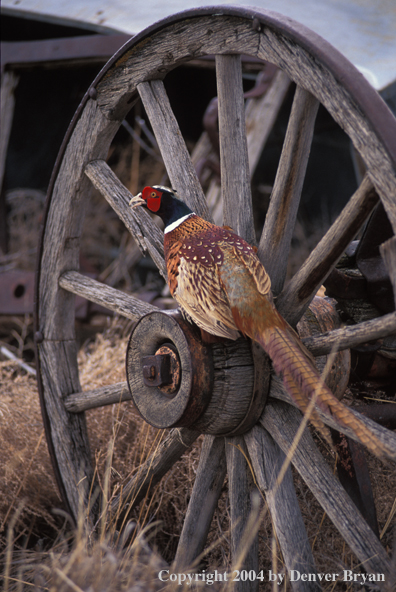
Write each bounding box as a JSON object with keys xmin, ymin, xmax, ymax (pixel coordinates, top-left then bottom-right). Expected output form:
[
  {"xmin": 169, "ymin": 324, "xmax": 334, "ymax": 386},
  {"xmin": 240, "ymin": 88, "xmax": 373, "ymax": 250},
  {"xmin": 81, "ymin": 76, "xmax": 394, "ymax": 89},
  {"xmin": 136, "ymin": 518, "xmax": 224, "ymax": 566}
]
[{"xmin": 35, "ymin": 7, "xmax": 396, "ymax": 587}]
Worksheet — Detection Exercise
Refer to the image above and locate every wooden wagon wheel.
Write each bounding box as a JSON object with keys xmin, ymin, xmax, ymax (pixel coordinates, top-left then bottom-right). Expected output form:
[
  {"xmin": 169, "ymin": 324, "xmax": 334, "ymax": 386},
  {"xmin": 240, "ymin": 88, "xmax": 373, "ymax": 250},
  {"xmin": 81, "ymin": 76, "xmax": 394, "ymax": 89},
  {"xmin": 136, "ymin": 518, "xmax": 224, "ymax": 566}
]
[{"xmin": 35, "ymin": 6, "xmax": 396, "ymax": 588}]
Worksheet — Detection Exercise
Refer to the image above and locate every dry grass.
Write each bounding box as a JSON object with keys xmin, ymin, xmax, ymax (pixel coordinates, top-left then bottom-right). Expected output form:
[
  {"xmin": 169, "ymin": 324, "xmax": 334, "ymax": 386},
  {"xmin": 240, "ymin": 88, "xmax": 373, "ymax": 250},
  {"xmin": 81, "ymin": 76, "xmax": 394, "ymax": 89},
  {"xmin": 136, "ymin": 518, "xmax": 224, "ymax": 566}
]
[
  {"xmin": 1, "ymin": 130, "xmax": 395, "ymax": 590},
  {"xmin": 1, "ymin": 325, "xmax": 396, "ymax": 591},
  {"xmin": 0, "ymin": 364, "xmax": 61, "ymax": 541}
]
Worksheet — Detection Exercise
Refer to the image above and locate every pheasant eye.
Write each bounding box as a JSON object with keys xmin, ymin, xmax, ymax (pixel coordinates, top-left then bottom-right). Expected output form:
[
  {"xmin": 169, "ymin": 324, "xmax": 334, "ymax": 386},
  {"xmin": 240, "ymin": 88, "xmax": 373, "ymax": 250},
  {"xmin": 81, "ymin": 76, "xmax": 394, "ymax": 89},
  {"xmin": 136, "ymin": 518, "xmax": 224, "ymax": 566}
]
[{"xmin": 151, "ymin": 191, "xmax": 157, "ymax": 198}]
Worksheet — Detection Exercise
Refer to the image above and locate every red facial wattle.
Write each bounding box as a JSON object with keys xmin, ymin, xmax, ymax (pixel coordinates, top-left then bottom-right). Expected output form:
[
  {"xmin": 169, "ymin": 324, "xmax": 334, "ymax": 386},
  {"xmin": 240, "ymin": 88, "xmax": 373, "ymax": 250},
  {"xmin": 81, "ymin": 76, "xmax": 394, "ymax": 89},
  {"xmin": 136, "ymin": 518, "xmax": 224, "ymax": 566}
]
[{"xmin": 142, "ymin": 186, "xmax": 162, "ymax": 212}]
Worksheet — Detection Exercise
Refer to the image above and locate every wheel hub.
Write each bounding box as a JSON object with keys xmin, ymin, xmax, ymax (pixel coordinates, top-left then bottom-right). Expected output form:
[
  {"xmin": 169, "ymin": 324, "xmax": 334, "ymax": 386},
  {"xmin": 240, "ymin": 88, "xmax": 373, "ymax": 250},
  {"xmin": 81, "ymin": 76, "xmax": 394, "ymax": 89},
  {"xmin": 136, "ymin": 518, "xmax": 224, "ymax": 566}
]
[
  {"xmin": 126, "ymin": 310, "xmax": 214, "ymax": 429},
  {"xmin": 126, "ymin": 310, "xmax": 271, "ymax": 434},
  {"xmin": 141, "ymin": 344, "xmax": 181, "ymax": 394}
]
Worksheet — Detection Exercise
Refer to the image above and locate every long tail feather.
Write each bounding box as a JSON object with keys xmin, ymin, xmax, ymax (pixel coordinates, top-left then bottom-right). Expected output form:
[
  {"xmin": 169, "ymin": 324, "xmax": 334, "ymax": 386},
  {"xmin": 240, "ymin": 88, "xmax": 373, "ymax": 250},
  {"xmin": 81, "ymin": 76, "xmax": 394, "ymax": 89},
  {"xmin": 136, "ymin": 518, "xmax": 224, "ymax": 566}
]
[
  {"xmin": 281, "ymin": 367, "xmax": 333, "ymax": 444},
  {"xmin": 251, "ymin": 309, "xmax": 388, "ymax": 460}
]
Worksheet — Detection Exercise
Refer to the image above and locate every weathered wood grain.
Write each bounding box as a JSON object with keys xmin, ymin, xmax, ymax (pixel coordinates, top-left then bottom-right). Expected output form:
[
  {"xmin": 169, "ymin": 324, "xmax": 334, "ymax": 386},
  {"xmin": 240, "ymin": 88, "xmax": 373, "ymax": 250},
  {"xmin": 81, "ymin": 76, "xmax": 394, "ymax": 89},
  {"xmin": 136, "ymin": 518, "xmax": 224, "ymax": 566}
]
[
  {"xmin": 246, "ymin": 69, "xmax": 291, "ymax": 177},
  {"xmin": 65, "ymin": 334, "xmax": 254, "ymax": 417},
  {"xmin": 137, "ymin": 80, "xmax": 211, "ymax": 221},
  {"xmin": 96, "ymin": 16, "xmax": 259, "ymax": 121},
  {"xmin": 297, "ymin": 297, "xmax": 350, "ymax": 400},
  {"xmin": 301, "ymin": 310, "xmax": 396, "ymax": 356},
  {"xmin": 258, "ymin": 88, "xmax": 319, "ymax": 293},
  {"xmin": 256, "ymin": 26, "xmax": 396, "ymax": 231},
  {"xmin": 62, "ymin": 299, "xmax": 394, "ymax": 421},
  {"xmin": 94, "ymin": 13, "xmax": 396, "ymax": 231},
  {"xmin": 37, "ymin": 7, "xmax": 396, "ymax": 545},
  {"xmin": 64, "ymin": 382, "xmax": 129, "ymax": 413},
  {"xmin": 111, "ymin": 428, "xmax": 200, "ymax": 516},
  {"xmin": 174, "ymin": 435, "xmax": 226, "ymax": 569},
  {"xmin": 201, "ymin": 69, "xmax": 291, "ymax": 227},
  {"xmin": 261, "ymin": 400, "xmax": 391, "ymax": 575},
  {"xmin": 84, "ymin": 159, "xmax": 166, "ymax": 278},
  {"xmin": 269, "ymin": 377, "xmax": 396, "ymax": 461},
  {"xmin": 38, "ymin": 100, "xmax": 119, "ymax": 341},
  {"xmin": 195, "ymin": 339, "xmax": 255, "ymax": 435},
  {"xmin": 126, "ymin": 312, "xmax": 259, "ymax": 435},
  {"xmin": 225, "ymin": 437, "xmax": 259, "ymax": 592},
  {"xmin": 37, "ymin": 99, "xmax": 119, "ymax": 521},
  {"xmin": 38, "ymin": 340, "xmax": 98, "ymax": 522},
  {"xmin": 126, "ymin": 311, "xmax": 212, "ymax": 430},
  {"xmin": 245, "ymin": 426, "xmax": 320, "ymax": 591},
  {"xmin": 59, "ymin": 270, "xmax": 157, "ymax": 321},
  {"xmin": 216, "ymin": 55, "xmax": 255, "ymax": 245},
  {"xmin": 276, "ymin": 176, "xmax": 379, "ymax": 325}
]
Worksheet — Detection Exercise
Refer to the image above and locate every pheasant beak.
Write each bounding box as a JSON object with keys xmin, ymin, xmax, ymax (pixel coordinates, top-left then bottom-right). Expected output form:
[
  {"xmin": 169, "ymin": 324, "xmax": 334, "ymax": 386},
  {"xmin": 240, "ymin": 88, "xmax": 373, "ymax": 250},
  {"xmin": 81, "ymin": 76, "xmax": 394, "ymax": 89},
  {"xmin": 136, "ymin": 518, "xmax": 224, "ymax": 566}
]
[{"xmin": 129, "ymin": 193, "xmax": 146, "ymax": 209}]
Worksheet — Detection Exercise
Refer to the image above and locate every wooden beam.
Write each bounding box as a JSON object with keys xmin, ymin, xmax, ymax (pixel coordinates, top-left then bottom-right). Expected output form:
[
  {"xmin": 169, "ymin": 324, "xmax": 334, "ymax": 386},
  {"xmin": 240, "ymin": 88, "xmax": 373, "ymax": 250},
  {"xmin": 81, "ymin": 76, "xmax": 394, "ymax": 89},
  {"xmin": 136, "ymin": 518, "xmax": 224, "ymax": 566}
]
[
  {"xmin": 258, "ymin": 88, "xmax": 319, "ymax": 293},
  {"xmin": 262, "ymin": 400, "xmax": 390, "ymax": 575},
  {"xmin": 59, "ymin": 271, "xmax": 158, "ymax": 321},
  {"xmin": 216, "ymin": 54, "xmax": 255, "ymax": 245}
]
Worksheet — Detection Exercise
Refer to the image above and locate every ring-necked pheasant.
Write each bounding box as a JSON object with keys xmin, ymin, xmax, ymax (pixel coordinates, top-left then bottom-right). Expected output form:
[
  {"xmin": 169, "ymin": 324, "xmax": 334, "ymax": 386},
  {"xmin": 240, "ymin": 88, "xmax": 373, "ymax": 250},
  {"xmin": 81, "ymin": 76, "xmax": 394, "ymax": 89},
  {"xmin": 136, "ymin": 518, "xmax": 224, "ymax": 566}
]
[{"xmin": 130, "ymin": 185, "xmax": 388, "ymax": 459}]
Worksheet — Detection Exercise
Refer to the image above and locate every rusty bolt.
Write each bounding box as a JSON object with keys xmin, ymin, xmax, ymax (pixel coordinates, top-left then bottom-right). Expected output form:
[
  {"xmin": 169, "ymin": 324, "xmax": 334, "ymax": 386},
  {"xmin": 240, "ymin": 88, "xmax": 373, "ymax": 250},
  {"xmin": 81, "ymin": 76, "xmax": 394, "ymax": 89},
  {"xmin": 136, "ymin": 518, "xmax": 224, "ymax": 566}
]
[
  {"xmin": 141, "ymin": 354, "xmax": 172, "ymax": 387},
  {"xmin": 143, "ymin": 364, "xmax": 156, "ymax": 380},
  {"xmin": 34, "ymin": 331, "xmax": 44, "ymax": 344},
  {"xmin": 252, "ymin": 17, "xmax": 261, "ymax": 31},
  {"xmin": 140, "ymin": 345, "xmax": 181, "ymax": 395}
]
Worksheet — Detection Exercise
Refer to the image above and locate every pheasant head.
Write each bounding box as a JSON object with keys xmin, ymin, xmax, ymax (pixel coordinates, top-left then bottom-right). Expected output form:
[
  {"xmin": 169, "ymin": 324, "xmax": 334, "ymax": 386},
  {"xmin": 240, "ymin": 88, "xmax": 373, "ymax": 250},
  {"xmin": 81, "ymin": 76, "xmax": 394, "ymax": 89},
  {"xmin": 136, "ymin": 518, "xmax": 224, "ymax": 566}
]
[{"xmin": 130, "ymin": 186, "xmax": 194, "ymax": 231}]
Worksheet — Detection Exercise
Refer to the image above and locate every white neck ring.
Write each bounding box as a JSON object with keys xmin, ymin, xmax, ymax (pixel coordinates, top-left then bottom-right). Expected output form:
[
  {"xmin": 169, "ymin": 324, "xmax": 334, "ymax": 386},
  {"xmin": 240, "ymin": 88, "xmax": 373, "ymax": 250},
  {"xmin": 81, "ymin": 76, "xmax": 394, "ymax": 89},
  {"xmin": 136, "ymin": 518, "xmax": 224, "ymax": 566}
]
[{"xmin": 164, "ymin": 213, "xmax": 195, "ymax": 234}]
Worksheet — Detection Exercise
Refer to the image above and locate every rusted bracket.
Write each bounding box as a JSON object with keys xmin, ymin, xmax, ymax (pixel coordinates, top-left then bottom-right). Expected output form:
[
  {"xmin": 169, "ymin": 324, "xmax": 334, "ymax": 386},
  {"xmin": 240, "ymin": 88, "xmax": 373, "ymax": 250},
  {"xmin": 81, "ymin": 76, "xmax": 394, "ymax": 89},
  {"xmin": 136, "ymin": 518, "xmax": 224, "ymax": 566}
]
[
  {"xmin": 356, "ymin": 203, "xmax": 395, "ymax": 314},
  {"xmin": 325, "ymin": 203, "xmax": 394, "ymax": 313}
]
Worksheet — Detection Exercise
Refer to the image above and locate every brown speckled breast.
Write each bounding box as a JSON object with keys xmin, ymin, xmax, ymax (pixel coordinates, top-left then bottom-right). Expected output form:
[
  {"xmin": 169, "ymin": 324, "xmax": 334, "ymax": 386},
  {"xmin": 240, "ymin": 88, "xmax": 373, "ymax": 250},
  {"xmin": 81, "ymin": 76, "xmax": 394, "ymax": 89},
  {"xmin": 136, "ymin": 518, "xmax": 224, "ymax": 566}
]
[
  {"xmin": 165, "ymin": 214, "xmax": 257, "ymax": 267},
  {"xmin": 163, "ymin": 214, "xmax": 271, "ymax": 340}
]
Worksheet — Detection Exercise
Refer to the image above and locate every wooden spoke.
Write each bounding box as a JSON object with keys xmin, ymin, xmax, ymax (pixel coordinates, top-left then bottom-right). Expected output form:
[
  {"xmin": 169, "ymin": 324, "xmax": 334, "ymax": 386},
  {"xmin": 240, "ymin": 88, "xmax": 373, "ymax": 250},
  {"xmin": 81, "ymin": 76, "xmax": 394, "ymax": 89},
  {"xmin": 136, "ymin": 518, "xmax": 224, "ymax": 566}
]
[
  {"xmin": 111, "ymin": 428, "xmax": 200, "ymax": 517},
  {"xmin": 173, "ymin": 435, "xmax": 226, "ymax": 569},
  {"xmin": 137, "ymin": 80, "xmax": 211, "ymax": 221},
  {"xmin": 301, "ymin": 311, "xmax": 396, "ymax": 356},
  {"xmin": 245, "ymin": 426, "xmax": 319, "ymax": 590},
  {"xmin": 246, "ymin": 70, "xmax": 291, "ymax": 178},
  {"xmin": 192, "ymin": 69, "xmax": 291, "ymax": 228},
  {"xmin": 85, "ymin": 159, "xmax": 166, "ymax": 277},
  {"xmin": 38, "ymin": 101, "xmax": 119, "ymax": 342},
  {"xmin": 276, "ymin": 175, "xmax": 379, "ymax": 325},
  {"xmin": 216, "ymin": 55, "xmax": 255, "ymax": 245},
  {"xmin": 258, "ymin": 88, "xmax": 319, "ymax": 293},
  {"xmin": 269, "ymin": 376, "xmax": 396, "ymax": 460},
  {"xmin": 59, "ymin": 270, "xmax": 157, "ymax": 321},
  {"xmin": 261, "ymin": 400, "xmax": 391, "ymax": 575},
  {"xmin": 225, "ymin": 437, "xmax": 258, "ymax": 591},
  {"xmin": 39, "ymin": 339, "xmax": 98, "ymax": 521},
  {"xmin": 64, "ymin": 382, "xmax": 129, "ymax": 413}
]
